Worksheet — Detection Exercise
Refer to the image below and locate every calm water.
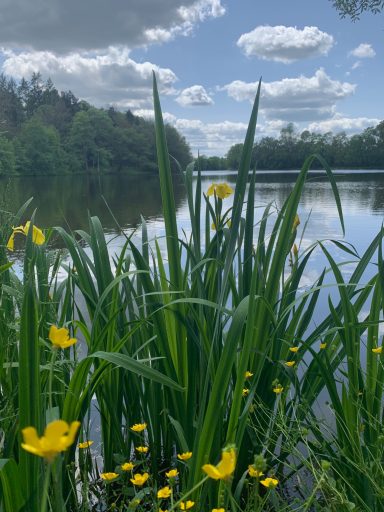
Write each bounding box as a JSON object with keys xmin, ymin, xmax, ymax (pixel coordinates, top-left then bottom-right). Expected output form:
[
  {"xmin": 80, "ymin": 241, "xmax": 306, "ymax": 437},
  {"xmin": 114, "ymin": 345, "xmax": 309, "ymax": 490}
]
[{"xmin": 3, "ymin": 169, "xmax": 384, "ymax": 323}]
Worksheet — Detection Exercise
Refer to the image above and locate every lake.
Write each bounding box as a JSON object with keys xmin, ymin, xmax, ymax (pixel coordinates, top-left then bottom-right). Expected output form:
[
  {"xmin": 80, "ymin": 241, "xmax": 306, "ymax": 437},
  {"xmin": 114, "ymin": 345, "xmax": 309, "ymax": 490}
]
[{"xmin": 2, "ymin": 170, "xmax": 384, "ymax": 296}]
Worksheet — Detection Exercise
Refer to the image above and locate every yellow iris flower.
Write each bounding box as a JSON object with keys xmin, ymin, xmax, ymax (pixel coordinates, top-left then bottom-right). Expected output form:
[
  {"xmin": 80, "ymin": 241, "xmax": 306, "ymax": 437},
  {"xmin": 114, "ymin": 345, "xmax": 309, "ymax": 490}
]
[
  {"xmin": 21, "ymin": 420, "xmax": 80, "ymax": 462},
  {"xmin": 207, "ymin": 183, "xmax": 233, "ymax": 200},
  {"xmin": 7, "ymin": 221, "xmax": 45, "ymax": 251},
  {"xmin": 49, "ymin": 325, "xmax": 77, "ymax": 349},
  {"xmin": 202, "ymin": 447, "xmax": 236, "ymax": 480}
]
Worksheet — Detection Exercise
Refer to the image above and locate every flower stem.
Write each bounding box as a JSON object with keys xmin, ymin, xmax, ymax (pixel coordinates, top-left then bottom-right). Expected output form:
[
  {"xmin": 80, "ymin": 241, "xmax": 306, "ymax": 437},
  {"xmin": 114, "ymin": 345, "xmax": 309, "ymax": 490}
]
[{"xmin": 41, "ymin": 463, "xmax": 52, "ymax": 512}]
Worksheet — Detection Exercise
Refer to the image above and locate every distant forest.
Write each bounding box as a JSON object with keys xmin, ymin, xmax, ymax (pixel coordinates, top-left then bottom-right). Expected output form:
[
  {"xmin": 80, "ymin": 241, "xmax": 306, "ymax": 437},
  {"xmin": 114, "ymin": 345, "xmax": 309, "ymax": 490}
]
[
  {"xmin": 196, "ymin": 121, "xmax": 384, "ymax": 171},
  {"xmin": 0, "ymin": 73, "xmax": 192, "ymax": 175}
]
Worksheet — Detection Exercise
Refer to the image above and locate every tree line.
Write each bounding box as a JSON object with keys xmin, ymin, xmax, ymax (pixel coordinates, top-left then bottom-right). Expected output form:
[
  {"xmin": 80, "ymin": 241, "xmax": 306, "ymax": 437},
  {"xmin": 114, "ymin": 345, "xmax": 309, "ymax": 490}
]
[
  {"xmin": 0, "ymin": 73, "xmax": 192, "ymax": 176},
  {"xmin": 195, "ymin": 122, "xmax": 384, "ymax": 171}
]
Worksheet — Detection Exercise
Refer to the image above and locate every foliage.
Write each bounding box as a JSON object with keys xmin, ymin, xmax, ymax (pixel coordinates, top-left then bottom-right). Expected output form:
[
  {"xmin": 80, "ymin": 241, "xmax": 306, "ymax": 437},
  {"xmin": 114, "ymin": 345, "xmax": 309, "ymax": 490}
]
[
  {"xmin": 331, "ymin": 0, "xmax": 384, "ymax": 19},
  {"xmin": 1, "ymin": 75, "xmax": 384, "ymax": 511},
  {"xmin": 224, "ymin": 122, "xmax": 384, "ymax": 170},
  {"xmin": 0, "ymin": 73, "xmax": 192, "ymax": 175}
]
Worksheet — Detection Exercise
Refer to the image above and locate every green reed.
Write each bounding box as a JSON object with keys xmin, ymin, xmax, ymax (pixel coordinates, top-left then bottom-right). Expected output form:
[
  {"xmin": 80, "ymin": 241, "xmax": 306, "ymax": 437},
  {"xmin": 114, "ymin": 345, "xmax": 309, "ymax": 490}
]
[{"xmin": 1, "ymin": 74, "xmax": 384, "ymax": 511}]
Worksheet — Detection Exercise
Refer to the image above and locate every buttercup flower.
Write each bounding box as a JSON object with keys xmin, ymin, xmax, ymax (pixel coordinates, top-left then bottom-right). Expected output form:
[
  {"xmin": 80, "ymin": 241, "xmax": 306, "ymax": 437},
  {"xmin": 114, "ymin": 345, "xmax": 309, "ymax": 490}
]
[
  {"xmin": 260, "ymin": 477, "xmax": 279, "ymax": 489},
  {"xmin": 121, "ymin": 462, "xmax": 135, "ymax": 471},
  {"xmin": 101, "ymin": 472, "xmax": 119, "ymax": 481},
  {"xmin": 273, "ymin": 385, "xmax": 284, "ymax": 394},
  {"xmin": 49, "ymin": 325, "xmax": 77, "ymax": 349},
  {"xmin": 248, "ymin": 465, "xmax": 264, "ymax": 478},
  {"xmin": 21, "ymin": 420, "xmax": 80, "ymax": 462},
  {"xmin": 130, "ymin": 423, "xmax": 147, "ymax": 432},
  {"xmin": 289, "ymin": 346, "xmax": 299, "ymax": 353},
  {"xmin": 177, "ymin": 451, "xmax": 192, "ymax": 461},
  {"xmin": 372, "ymin": 347, "xmax": 382, "ymax": 354},
  {"xmin": 212, "ymin": 509, "xmax": 225, "ymax": 512},
  {"xmin": 130, "ymin": 472, "xmax": 149, "ymax": 486},
  {"xmin": 7, "ymin": 221, "xmax": 45, "ymax": 251},
  {"xmin": 160, "ymin": 510, "xmax": 168, "ymax": 512},
  {"xmin": 78, "ymin": 440, "xmax": 93, "ymax": 449},
  {"xmin": 135, "ymin": 446, "xmax": 148, "ymax": 453},
  {"xmin": 242, "ymin": 388, "xmax": 249, "ymax": 397},
  {"xmin": 320, "ymin": 343, "xmax": 327, "ymax": 350},
  {"xmin": 202, "ymin": 447, "xmax": 236, "ymax": 480},
  {"xmin": 165, "ymin": 469, "xmax": 179, "ymax": 478},
  {"xmin": 180, "ymin": 501, "xmax": 195, "ymax": 510},
  {"xmin": 285, "ymin": 361, "xmax": 295, "ymax": 367},
  {"xmin": 245, "ymin": 371, "xmax": 253, "ymax": 378},
  {"xmin": 157, "ymin": 486, "xmax": 172, "ymax": 499},
  {"xmin": 207, "ymin": 183, "xmax": 233, "ymax": 200}
]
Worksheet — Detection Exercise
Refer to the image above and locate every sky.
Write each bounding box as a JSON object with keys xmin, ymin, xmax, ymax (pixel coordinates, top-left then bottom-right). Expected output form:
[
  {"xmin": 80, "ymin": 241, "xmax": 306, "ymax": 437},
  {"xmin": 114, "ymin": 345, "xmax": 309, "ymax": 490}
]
[{"xmin": 0, "ymin": 0, "xmax": 382, "ymax": 156}]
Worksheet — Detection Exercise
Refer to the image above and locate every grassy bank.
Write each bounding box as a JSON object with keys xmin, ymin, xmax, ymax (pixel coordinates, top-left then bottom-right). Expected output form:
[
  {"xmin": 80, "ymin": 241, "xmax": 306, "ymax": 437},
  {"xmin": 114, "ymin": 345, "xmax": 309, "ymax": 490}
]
[{"xmin": 1, "ymin": 75, "xmax": 384, "ymax": 511}]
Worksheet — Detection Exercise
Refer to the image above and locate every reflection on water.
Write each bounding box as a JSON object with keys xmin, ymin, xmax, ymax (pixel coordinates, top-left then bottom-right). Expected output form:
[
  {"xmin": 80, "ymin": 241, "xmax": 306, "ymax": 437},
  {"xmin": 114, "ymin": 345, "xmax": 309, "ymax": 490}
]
[{"xmin": 1, "ymin": 171, "xmax": 384, "ymax": 255}]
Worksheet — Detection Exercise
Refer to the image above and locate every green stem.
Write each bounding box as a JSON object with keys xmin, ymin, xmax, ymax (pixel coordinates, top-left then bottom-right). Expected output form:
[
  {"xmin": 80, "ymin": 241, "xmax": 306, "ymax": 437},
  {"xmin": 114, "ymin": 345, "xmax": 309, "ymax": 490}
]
[
  {"xmin": 41, "ymin": 463, "xmax": 52, "ymax": 512},
  {"xmin": 48, "ymin": 349, "xmax": 58, "ymax": 412},
  {"xmin": 169, "ymin": 475, "xmax": 209, "ymax": 511}
]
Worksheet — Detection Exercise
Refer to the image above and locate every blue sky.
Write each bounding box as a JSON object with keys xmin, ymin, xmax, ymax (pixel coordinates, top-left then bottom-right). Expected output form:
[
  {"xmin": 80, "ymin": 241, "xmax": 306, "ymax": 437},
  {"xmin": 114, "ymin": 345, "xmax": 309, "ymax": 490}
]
[{"xmin": 0, "ymin": 0, "xmax": 382, "ymax": 155}]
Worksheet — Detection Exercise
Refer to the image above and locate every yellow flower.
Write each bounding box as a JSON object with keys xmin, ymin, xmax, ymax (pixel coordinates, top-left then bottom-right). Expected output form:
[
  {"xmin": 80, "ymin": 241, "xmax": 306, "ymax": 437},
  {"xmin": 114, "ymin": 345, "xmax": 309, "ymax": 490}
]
[
  {"xmin": 157, "ymin": 486, "xmax": 172, "ymax": 499},
  {"xmin": 130, "ymin": 423, "xmax": 147, "ymax": 432},
  {"xmin": 49, "ymin": 325, "xmax": 77, "ymax": 349},
  {"xmin": 130, "ymin": 472, "xmax": 149, "ymax": 486},
  {"xmin": 273, "ymin": 385, "xmax": 284, "ymax": 394},
  {"xmin": 21, "ymin": 420, "xmax": 80, "ymax": 462},
  {"xmin": 78, "ymin": 440, "xmax": 93, "ymax": 449},
  {"xmin": 135, "ymin": 446, "xmax": 148, "ymax": 453},
  {"xmin": 160, "ymin": 510, "xmax": 168, "ymax": 512},
  {"xmin": 245, "ymin": 371, "xmax": 253, "ymax": 378},
  {"xmin": 177, "ymin": 451, "xmax": 192, "ymax": 461},
  {"xmin": 289, "ymin": 346, "xmax": 299, "ymax": 353},
  {"xmin": 121, "ymin": 462, "xmax": 135, "ymax": 471},
  {"xmin": 260, "ymin": 477, "xmax": 279, "ymax": 489},
  {"xmin": 212, "ymin": 509, "xmax": 225, "ymax": 512},
  {"xmin": 165, "ymin": 469, "xmax": 179, "ymax": 478},
  {"xmin": 7, "ymin": 221, "xmax": 45, "ymax": 251},
  {"xmin": 101, "ymin": 472, "xmax": 119, "ymax": 481},
  {"xmin": 180, "ymin": 501, "xmax": 195, "ymax": 510},
  {"xmin": 285, "ymin": 361, "xmax": 295, "ymax": 367},
  {"xmin": 292, "ymin": 214, "xmax": 300, "ymax": 232},
  {"xmin": 202, "ymin": 447, "xmax": 236, "ymax": 480},
  {"xmin": 372, "ymin": 347, "xmax": 382, "ymax": 354},
  {"xmin": 242, "ymin": 388, "xmax": 249, "ymax": 397},
  {"xmin": 248, "ymin": 465, "xmax": 264, "ymax": 478},
  {"xmin": 320, "ymin": 343, "xmax": 327, "ymax": 350},
  {"xmin": 207, "ymin": 183, "xmax": 233, "ymax": 200}
]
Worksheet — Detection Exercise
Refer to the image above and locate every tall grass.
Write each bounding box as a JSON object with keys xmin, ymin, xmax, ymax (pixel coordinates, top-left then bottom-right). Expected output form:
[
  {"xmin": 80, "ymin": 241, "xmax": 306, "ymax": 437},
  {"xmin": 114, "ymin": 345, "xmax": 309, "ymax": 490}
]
[{"xmin": 1, "ymin": 75, "xmax": 384, "ymax": 511}]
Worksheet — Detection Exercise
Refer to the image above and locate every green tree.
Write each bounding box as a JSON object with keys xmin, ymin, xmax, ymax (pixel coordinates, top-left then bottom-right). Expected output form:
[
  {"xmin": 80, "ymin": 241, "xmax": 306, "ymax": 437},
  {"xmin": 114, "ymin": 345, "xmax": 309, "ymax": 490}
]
[
  {"xmin": 0, "ymin": 135, "xmax": 16, "ymax": 175},
  {"xmin": 16, "ymin": 118, "xmax": 63, "ymax": 175},
  {"xmin": 331, "ymin": 0, "xmax": 384, "ymax": 19}
]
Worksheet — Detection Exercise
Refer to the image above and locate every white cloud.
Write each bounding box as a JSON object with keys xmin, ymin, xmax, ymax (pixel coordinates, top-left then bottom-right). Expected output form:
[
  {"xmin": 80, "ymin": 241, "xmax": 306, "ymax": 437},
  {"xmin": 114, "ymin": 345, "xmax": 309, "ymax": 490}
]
[
  {"xmin": 0, "ymin": 0, "xmax": 225, "ymax": 53},
  {"xmin": 307, "ymin": 115, "xmax": 380, "ymax": 134},
  {"xmin": 176, "ymin": 85, "xmax": 214, "ymax": 106},
  {"xmin": 351, "ymin": 61, "xmax": 362, "ymax": 70},
  {"xmin": 221, "ymin": 69, "xmax": 356, "ymax": 121},
  {"xmin": 133, "ymin": 109, "xmax": 248, "ymax": 155},
  {"xmin": 2, "ymin": 47, "xmax": 177, "ymax": 109},
  {"xmin": 237, "ymin": 25, "xmax": 334, "ymax": 63},
  {"xmin": 349, "ymin": 43, "xmax": 376, "ymax": 59}
]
